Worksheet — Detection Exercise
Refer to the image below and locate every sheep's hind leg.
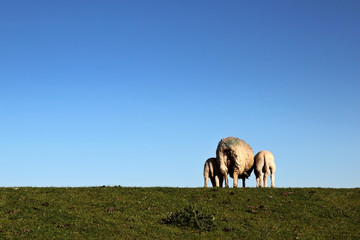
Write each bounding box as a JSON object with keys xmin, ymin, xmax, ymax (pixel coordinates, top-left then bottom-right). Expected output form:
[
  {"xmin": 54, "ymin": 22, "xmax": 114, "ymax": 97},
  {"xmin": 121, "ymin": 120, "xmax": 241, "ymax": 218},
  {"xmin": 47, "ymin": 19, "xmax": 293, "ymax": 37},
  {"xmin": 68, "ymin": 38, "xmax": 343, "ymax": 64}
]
[
  {"xmin": 270, "ymin": 168, "xmax": 275, "ymax": 188},
  {"xmin": 219, "ymin": 175, "xmax": 224, "ymax": 187},
  {"xmin": 214, "ymin": 176, "xmax": 219, "ymax": 187},
  {"xmin": 219, "ymin": 153, "xmax": 229, "ymax": 188},
  {"xmin": 204, "ymin": 177, "xmax": 208, "ymax": 188},
  {"xmin": 223, "ymin": 172, "xmax": 229, "ymax": 188},
  {"xmin": 256, "ymin": 171, "xmax": 263, "ymax": 187},
  {"xmin": 264, "ymin": 171, "xmax": 269, "ymax": 188},
  {"xmin": 233, "ymin": 173, "xmax": 238, "ymax": 188}
]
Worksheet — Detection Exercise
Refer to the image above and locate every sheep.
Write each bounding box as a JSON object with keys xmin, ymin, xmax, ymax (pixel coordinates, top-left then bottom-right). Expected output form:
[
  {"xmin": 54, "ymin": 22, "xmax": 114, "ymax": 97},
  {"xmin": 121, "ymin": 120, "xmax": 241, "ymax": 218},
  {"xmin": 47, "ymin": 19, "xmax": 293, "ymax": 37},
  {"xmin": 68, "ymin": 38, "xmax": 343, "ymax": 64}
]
[
  {"xmin": 203, "ymin": 157, "xmax": 223, "ymax": 187},
  {"xmin": 216, "ymin": 137, "xmax": 254, "ymax": 188},
  {"xmin": 254, "ymin": 150, "xmax": 276, "ymax": 187}
]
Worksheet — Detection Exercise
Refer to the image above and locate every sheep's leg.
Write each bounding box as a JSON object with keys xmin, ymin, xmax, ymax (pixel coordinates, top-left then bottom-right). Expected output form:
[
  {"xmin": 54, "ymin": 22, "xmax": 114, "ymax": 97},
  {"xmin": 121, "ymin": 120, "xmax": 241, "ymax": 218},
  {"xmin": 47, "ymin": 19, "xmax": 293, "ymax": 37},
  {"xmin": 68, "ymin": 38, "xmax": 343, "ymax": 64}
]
[
  {"xmin": 224, "ymin": 171, "xmax": 229, "ymax": 188},
  {"xmin": 204, "ymin": 176, "xmax": 208, "ymax": 188},
  {"xmin": 211, "ymin": 177, "xmax": 217, "ymax": 187},
  {"xmin": 270, "ymin": 168, "xmax": 275, "ymax": 188},
  {"xmin": 214, "ymin": 176, "xmax": 219, "ymax": 187},
  {"xmin": 218, "ymin": 153, "xmax": 229, "ymax": 188},
  {"xmin": 270, "ymin": 172, "xmax": 275, "ymax": 188},
  {"xmin": 233, "ymin": 167, "xmax": 242, "ymax": 188},
  {"xmin": 255, "ymin": 170, "xmax": 260, "ymax": 187},
  {"xmin": 242, "ymin": 177, "xmax": 246, "ymax": 188},
  {"xmin": 257, "ymin": 171, "xmax": 263, "ymax": 187},
  {"xmin": 219, "ymin": 175, "xmax": 224, "ymax": 188},
  {"xmin": 233, "ymin": 173, "xmax": 238, "ymax": 188},
  {"xmin": 264, "ymin": 171, "xmax": 269, "ymax": 188},
  {"xmin": 204, "ymin": 169, "xmax": 209, "ymax": 187}
]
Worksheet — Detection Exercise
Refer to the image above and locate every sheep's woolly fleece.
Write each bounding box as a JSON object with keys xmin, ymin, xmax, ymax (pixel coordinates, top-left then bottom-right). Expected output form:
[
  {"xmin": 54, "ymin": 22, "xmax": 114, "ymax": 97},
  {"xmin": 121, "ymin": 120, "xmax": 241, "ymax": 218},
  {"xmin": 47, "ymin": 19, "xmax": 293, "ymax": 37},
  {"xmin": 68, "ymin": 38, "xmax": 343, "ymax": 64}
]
[{"xmin": 216, "ymin": 136, "xmax": 254, "ymax": 187}]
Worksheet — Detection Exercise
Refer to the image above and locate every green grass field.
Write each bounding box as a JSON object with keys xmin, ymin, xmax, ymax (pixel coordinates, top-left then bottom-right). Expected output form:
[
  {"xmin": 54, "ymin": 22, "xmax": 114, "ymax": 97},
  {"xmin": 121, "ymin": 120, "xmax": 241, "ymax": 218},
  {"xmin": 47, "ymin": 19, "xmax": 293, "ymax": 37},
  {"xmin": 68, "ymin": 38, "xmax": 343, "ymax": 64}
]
[{"xmin": 0, "ymin": 187, "xmax": 359, "ymax": 239}]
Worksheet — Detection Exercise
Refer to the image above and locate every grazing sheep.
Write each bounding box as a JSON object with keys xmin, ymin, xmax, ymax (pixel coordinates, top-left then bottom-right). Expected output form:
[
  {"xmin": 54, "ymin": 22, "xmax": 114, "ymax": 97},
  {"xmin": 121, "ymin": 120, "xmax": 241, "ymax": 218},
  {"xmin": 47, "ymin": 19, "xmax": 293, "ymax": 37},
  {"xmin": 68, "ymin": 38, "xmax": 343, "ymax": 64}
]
[
  {"xmin": 203, "ymin": 157, "xmax": 223, "ymax": 187},
  {"xmin": 254, "ymin": 150, "xmax": 276, "ymax": 187},
  {"xmin": 216, "ymin": 137, "xmax": 254, "ymax": 188}
]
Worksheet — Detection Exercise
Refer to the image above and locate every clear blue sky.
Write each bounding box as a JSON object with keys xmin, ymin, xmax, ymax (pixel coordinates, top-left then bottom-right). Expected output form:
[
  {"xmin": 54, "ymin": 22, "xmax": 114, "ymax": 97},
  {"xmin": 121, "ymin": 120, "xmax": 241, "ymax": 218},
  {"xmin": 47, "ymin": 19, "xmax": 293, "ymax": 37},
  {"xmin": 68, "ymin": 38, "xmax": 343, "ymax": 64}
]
[{"xmin": 1, "ymin": 0, "xmax": 359, "ymax": 187}]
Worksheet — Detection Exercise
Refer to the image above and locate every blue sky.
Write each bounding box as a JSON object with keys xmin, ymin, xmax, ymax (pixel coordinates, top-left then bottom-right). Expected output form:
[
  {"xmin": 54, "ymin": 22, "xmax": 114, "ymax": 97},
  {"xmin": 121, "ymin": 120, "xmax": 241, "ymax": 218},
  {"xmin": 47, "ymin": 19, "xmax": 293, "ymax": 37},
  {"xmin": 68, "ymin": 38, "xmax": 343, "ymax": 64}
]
[{"xmin": 1, "ymin": 0, "xmax": 359, "ymax": 187}]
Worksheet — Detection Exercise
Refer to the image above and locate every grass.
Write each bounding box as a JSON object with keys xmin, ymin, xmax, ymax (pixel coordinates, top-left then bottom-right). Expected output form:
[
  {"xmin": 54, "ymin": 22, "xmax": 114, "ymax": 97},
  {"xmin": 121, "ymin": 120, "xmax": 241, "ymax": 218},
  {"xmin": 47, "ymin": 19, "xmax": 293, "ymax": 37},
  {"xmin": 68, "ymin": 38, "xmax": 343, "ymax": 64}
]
[{"xmin": 0, "ymin": 187, "xmax": 359, "ymax": 239}]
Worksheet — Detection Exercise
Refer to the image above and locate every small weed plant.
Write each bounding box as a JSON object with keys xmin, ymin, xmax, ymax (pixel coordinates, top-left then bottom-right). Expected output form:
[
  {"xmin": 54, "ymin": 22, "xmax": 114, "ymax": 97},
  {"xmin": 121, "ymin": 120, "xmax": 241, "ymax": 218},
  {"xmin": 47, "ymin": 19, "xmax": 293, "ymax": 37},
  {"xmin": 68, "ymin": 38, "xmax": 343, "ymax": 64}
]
[{"xmin": 162, "ymin": 204, "xmax": 217, "ymax": 231}]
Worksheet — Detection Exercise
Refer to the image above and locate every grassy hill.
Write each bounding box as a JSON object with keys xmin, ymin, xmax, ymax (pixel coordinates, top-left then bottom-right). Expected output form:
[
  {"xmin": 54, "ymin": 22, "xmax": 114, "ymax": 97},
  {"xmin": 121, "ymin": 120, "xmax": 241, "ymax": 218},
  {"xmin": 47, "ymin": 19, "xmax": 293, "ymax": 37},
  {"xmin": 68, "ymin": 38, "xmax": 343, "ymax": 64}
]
[{"xmin": 0, "ymin": 187, "xmax": 359, "ymax": 239}]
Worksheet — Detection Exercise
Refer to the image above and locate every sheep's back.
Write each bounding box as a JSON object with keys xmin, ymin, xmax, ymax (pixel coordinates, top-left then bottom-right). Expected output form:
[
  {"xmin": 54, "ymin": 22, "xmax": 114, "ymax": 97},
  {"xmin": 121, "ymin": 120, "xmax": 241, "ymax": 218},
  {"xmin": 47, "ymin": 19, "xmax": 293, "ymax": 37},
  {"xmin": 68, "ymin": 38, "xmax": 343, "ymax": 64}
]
[
  {"xmin": 217, "ymin": 137, "xmax": 254, "ymax": 172},
  {"xmin": 233, "ymin": 142, "xmax": 254, "ymax": 171}
]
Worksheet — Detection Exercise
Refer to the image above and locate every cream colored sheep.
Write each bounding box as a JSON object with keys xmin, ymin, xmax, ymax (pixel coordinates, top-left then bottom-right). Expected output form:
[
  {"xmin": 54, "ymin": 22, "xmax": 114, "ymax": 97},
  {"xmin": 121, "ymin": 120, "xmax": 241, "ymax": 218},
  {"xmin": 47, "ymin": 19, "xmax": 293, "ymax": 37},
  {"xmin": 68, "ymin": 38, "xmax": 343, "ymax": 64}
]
[
  {"xmin": 216, "ymin": 137, "xmax": 254, "ymax": 188},
  {"xmin": 203, "ymin": 157, "xmax": 223, "ymax": 187},
  {"xmin": 254, "ymin": 150, "xmax": 276, "ymax": 187}
]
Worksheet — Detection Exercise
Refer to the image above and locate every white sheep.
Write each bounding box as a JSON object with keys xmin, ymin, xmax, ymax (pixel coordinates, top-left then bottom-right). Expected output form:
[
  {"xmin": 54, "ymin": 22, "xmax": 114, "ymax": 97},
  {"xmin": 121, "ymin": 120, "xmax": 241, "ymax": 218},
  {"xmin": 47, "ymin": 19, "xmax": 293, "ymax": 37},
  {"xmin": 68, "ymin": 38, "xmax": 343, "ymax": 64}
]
[
  {"xmin": 216, "ymin": 137, "xmax": 254, "ymax": 188},
  {"xmin": 254, "ymin": 150, "xmax": 276, "ymax": 187},
  {"xmin": 203, "ymin": 157, "xmax": 223, "ymax": 187}
]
